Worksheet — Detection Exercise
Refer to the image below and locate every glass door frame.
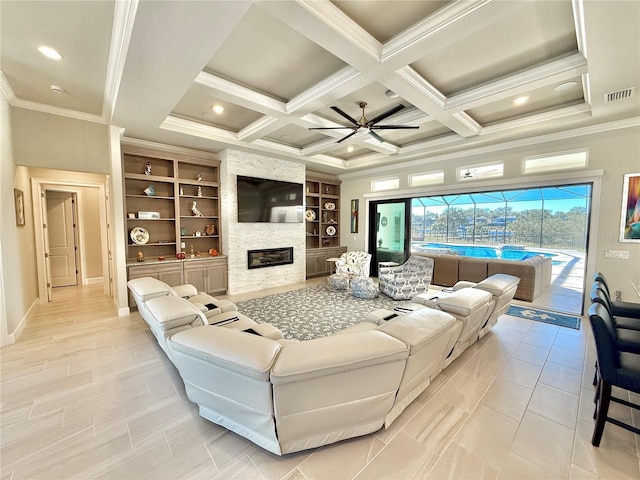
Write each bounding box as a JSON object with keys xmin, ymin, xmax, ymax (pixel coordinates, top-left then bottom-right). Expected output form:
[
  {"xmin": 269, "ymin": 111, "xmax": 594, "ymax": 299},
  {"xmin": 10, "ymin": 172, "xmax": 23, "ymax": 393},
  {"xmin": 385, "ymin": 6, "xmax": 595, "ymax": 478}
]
[{"xmin": 368, "ymin": 198, "xmax": 411, "ymax": 277}]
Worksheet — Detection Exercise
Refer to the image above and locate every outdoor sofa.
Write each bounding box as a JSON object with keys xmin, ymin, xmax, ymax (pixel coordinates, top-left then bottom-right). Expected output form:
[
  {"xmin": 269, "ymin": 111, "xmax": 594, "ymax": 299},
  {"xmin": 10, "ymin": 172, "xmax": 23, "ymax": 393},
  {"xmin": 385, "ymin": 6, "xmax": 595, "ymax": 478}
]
[{"xmin": 415, "ymin": 252, "xmax": 551, "ymax": 301}]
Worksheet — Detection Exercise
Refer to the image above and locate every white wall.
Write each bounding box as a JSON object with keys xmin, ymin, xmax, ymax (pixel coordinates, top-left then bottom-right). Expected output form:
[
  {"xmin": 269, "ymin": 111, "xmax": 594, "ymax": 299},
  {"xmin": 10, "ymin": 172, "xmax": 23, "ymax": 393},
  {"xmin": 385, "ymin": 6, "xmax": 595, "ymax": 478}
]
[
  {"xmin": 12, "ymin": 108, "xmax": 110, "ymax": 173},
  {"xmin": 0, "ymin": 96, "xmax": 39, "ymax": 344},
  {"xmin": 220, "ymin": 150, "xmax": 306, "ymax": 294},
  {"xmin": 339, "ymin": 123, "xmax": 640, "ymax": 303}
]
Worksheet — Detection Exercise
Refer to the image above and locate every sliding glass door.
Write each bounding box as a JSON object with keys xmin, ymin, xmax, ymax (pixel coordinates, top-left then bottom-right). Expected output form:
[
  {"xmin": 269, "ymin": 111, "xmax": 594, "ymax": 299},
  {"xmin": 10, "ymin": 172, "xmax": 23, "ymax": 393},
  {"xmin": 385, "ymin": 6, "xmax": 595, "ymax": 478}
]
[{"xmin": 368, "ymin": 199, "xmax": 411, "ymax": 276}]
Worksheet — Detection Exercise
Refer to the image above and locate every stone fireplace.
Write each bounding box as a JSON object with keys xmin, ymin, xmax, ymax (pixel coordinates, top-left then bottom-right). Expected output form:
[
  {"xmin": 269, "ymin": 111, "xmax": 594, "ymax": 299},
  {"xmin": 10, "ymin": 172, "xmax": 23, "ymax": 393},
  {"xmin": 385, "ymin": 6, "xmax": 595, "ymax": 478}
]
[{"xmin": 247, "ymin": 247, "xmax": 294, "ymax": 269}]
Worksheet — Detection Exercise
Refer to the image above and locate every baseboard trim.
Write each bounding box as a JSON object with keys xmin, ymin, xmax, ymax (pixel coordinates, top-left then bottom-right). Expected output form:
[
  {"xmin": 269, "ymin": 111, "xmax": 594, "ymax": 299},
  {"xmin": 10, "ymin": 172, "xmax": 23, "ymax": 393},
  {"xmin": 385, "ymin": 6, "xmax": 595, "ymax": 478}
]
[
  {"xmin": 85, "ymin": 277, "xmax": 104, "ymax": 285},
  {"xmin": 6, "ymin": 298, "xmax": 38, "ymax": 345}
]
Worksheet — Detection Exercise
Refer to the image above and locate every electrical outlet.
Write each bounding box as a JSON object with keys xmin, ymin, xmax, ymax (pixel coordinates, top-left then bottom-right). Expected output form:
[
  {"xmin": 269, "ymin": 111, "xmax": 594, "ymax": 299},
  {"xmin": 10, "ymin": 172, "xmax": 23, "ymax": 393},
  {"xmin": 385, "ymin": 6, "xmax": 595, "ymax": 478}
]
[
  {"xmin": 615, "ymin": 290, "xmax": 622, "ymax": 301},
  {"xmin": 604, "ymin": 249, "xmax": 630, "ymax": 259}
]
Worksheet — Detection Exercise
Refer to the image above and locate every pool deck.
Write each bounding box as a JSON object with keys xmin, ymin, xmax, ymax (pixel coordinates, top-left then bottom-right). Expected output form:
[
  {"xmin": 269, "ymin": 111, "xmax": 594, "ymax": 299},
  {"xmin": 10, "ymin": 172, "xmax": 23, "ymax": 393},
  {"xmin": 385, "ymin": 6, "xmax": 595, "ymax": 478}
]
[
  {"xmin": 513, "ymin": 249, "xmax": 585, "ymax": 315},
  {"xmin": 415, "ymin": 244, "xmax": 587, "ymax": 315}
]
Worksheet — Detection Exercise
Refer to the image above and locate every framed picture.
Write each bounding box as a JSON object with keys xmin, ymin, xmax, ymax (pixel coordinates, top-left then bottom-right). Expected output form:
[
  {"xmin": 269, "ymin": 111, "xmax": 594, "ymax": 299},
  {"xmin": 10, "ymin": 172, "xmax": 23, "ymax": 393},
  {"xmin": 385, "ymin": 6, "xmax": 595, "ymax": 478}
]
[
  {"xmin": 14, "ymin": 188, "xmax": 25, "ymax": 226},
  {"xmin": 620, "ymin": 173, "xmax": 640, "ymax": 242},
  {"xmin": 350, "ymin": 199, "xmax": 359, "ymax": 233}
]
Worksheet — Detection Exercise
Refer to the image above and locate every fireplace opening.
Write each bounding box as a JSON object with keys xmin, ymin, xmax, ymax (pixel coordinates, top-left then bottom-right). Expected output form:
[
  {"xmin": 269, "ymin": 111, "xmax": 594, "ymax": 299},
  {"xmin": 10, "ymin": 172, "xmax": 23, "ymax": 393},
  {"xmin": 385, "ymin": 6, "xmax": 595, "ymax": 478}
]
[{"xmin": 248, "ymin": 247, "xmax": 294, "ymax": 269}]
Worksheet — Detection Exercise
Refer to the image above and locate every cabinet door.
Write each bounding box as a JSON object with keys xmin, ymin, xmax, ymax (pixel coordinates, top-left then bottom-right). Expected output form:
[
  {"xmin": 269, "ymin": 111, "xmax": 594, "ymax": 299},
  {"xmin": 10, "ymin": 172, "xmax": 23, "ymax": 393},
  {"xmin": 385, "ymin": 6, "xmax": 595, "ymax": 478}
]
[
  {"xmin": 206, "ymin": 262, "xmax": 227, "ymax": 294},
  {"xmin": 183, "ymin": 263, "xmax": 207, "ymax": 293},
  {"xmin": 157, "ymin": 266, "xmax": 184, "ymax": 286},
  {"xmin": 184, "ymin": 258, "xmax": 227, "ymax": 295}
]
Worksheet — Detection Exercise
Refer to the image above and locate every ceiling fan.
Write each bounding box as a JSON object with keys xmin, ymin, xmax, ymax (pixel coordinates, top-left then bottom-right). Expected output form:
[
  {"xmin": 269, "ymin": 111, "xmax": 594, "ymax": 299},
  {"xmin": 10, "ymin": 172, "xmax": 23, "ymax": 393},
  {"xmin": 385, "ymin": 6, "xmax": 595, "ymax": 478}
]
[{"xmin": 309, "ymin": 102, "xmax": 419, "ymax": 143}]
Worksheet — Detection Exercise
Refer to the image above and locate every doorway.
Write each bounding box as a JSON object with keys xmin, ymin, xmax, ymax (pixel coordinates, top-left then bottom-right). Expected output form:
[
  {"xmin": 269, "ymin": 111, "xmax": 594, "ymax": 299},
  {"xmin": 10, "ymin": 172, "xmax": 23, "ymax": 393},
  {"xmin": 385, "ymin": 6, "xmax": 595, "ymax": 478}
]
[
  {"xmin": 368, "ymin": 199, "xmax": 411, "ymax": 276},
  {"xmin": 45, "ymin": 191, "xmax": 79, "ymax": 288}
]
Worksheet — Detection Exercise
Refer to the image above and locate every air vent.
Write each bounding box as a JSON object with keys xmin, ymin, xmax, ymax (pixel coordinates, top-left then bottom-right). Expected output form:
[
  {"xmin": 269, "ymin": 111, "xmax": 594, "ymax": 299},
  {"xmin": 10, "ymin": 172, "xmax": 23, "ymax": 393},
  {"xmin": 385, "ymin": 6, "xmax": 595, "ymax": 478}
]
[{"xmin": 604, "ymin": 87, "xmax": 635, "ymax": 103}]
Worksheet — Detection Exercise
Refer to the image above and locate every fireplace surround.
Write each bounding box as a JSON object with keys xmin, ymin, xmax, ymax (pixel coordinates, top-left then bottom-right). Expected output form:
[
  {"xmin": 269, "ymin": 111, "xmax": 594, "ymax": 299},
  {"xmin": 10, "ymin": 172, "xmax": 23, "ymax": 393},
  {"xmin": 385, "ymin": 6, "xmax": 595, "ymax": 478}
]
[{"xmin": 248, "ymin": 247, "xmax": 294, "ymax": 269}]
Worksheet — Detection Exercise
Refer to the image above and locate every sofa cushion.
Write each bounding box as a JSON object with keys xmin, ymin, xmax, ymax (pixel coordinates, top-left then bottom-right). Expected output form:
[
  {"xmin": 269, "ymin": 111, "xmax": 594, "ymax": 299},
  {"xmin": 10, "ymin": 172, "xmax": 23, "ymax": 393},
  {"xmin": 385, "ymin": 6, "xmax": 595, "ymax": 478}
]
[
  {"xmin": 169, "ymin": 326, "xmax": 281, "ymax": 381},
  {"xmin": 127, "ymin": 277, "xmax": 173, "ymax": 302},
  {"xmin": 270, "ymin": 330, "xmax": 408, "ymax": 384},
  {"xmin": 145, "ymin": 295, "xmax": 204, "ymax": 331},
  {"xmin": 475, "ymin": 273, "xmax": 520, "ymax": 297},
  {"xmin": 435, "ymin": 288, "xmax": 492, "ymax": 317},
  {"xmin": 377, "ymin": 309, "xmax": 456, "ymax": 355}
]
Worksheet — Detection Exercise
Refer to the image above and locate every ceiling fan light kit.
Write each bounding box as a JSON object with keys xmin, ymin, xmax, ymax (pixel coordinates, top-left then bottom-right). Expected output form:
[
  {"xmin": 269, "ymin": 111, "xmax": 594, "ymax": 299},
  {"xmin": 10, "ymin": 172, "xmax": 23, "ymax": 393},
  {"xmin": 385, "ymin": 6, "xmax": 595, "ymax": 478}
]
[{"xmin": 309, "ymin": 101, "xmax": 419, "ymax": 143}]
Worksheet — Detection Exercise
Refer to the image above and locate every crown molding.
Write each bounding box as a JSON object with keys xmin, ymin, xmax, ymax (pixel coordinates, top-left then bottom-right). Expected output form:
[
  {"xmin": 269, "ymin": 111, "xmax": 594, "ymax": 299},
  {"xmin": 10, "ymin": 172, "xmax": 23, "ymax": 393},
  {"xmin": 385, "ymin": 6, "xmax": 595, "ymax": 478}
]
[
  {"xmin": 103, "ymin": 0, "xmax": 138, "ymax": 122},
  {"xmin": 287, "ymin": 66, "xmax": 361, "ymax": 114},
  {"xmin": 394, "ymin": 66, "xmax": 446, "ymax": 109},
  {"xmin": 195, "ymin": 71, "xmax": 286, "ymax": 116},
  {"xmin": 1, "ymin": 71, "xmax": 106, "ymax": 124},
  {"xmin": 0, "ymin": 72, "xmax": 16, "ymax": 103},
  {"xmin": 481, "ymin": 103, "xmax": 591, "ymax": 135},
  {"xmin": 382, "ymin": 0, "xmax": 492, "ymax": 64},
  {"xmin": 297, "ymin": 0, "xmax": 381, "ymax": 62},
  {"xmin": 446, "ymin": 53, "xmax": 588, "ymax": 111},
  {"xmin": 121, "ymin": 136, "xmax": 218, "ymax": 162},
  {"xmin": 339, "ymin": 117, "xmax": 640, "ymax": 180},
  {"xmin": 238, "ymin": 115, "xmax": 280, "ymax": 142}
]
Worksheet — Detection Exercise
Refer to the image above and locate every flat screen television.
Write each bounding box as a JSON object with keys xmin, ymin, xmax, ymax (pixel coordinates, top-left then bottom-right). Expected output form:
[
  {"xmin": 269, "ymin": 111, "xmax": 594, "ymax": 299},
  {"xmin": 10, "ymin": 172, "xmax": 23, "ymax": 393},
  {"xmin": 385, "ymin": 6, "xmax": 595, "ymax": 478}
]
[{"xmin": 237, "ymin": 175, "xmax": 304, "ymax": 223}]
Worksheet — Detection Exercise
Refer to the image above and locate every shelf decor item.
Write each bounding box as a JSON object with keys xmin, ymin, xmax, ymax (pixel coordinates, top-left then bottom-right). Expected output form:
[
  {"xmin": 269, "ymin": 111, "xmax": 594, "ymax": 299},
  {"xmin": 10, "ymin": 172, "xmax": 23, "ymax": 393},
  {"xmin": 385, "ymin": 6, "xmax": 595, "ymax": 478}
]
[
  {"xmin": 138, "ymin": 211, "xmax": 160, "ymax": 219},
  {"xmin": 305, "ymin": 209, "xmax": 316, "ymax": 221},
  {"xmin": 191, "ymin": 201, "xmax": 203, "ymax": 216},
  {"xmin": 143, "ymin": 185, "xmax": 155, "ymax": 196},
  {"xmin": 326, "ymin": 225, "xmax": 336, "ymax": 236},
  {"xmin": 205, "ymin": 224, "xmax": 216, "ymax": 235},
  {"xmin": 130, "ymin": 227, "xmax": 150, "ymax": 245},
  {"xmin": 145, "ymin": 162, "xmax": 152, "ymax": 175},
  {"xmin": 324, "ymin": 202, "xmax": 336, "ymax": 210}
]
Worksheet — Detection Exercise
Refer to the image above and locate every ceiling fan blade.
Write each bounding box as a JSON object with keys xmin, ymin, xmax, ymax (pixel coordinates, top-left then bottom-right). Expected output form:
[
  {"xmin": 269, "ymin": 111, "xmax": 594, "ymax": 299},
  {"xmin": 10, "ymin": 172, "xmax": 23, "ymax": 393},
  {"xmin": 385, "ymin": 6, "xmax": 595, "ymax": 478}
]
[
  {"xmin": 370, "ymin": 124, "xmax": 420, "ymax": 130},
  {"xmin": 368, "ymin": 130, "xmax": 385, "ymax": 143},
  {"xmin": 365, "ymin": 104, "xmax": 405, "ymax": 126},
  {"xmin": 331, "ymin": 106, "xmax": 360, "ymax": 126},
  {"xmin": 336, "ymin": 130, "xmax": 358, "ymax": 143},
  {"xmin": 309, "ymin": 126, "xmax": 356, "ymax": 130}
]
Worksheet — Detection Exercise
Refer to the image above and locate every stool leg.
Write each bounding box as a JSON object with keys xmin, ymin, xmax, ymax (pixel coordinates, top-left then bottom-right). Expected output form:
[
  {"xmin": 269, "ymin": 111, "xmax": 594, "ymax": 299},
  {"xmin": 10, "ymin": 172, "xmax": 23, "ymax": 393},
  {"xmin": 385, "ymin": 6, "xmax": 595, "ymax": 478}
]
[{"xmin": 592, "ymin": 380, "xmax": 611, "ymax": 447}]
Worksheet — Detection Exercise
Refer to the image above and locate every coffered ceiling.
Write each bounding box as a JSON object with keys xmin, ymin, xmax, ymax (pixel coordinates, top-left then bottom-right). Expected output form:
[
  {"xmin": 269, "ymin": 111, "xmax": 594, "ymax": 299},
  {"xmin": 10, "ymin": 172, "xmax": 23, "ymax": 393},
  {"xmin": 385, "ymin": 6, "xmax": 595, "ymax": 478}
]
[{"xmin": 1, "ymin": 1, "xmax": 639, "ymax": 174}]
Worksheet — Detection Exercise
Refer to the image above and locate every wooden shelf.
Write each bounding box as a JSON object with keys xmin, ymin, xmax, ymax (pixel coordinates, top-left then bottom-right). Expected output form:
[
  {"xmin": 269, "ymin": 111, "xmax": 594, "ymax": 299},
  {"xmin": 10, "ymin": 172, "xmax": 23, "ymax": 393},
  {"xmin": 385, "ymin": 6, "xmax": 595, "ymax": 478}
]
[{"xmin": 306, "ymin": 175, "xmax": 341, "ymax": 251}]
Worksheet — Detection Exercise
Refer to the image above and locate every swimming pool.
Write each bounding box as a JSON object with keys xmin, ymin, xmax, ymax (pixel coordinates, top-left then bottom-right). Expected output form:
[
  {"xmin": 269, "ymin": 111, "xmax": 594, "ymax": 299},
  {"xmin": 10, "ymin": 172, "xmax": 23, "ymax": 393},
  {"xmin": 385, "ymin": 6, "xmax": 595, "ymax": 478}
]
[{"xmin": 417, "ymin": 242, "xmax": 556, "ymax": 262}]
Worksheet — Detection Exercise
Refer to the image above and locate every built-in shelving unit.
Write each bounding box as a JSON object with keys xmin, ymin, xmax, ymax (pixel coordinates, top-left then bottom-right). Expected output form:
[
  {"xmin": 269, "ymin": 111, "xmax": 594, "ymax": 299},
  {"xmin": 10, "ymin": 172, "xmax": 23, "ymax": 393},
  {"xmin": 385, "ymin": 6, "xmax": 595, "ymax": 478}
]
[
  {"xmin": 305, "ymin": 174, "xmax": 346, "ymax": 277},
  {"xmin": 122, "ymin": 139, "xmax": 227, "ymax": 303}
]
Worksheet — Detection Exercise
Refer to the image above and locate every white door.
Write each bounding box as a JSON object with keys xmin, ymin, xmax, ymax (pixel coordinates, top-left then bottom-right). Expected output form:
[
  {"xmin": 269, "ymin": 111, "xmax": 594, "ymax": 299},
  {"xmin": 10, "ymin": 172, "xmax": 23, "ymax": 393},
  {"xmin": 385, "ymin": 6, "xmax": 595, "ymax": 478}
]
[{"xmin": 46, "ymin": 191, "xmax": 78, "ymax": 287}]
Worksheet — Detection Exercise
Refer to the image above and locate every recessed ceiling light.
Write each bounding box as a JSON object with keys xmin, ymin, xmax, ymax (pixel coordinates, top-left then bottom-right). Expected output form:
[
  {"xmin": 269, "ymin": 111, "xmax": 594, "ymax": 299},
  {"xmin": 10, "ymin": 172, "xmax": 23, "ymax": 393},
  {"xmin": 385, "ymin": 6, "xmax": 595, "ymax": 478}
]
[
  {"xmin": 50, "ymin": 85, "xmax": 65, "ymax": 94},
  {"xmin": 347, "ymin": 145, "xmax": 355, "ymax": 153},
  {"xmin": 513, "ymin": 96, "xmax": 529, "ymax": 105},
  {"xmin": 385, "ymin": 89, "xmax": 399, "ymax": 98},
  {"xmin": 554, "ymin": 81, "xmax": 578, "ymax": 92},
  {"xmin": 212, "ymin": 105, "xmax": 224, "ymax": 114},
  {"xmin": 38, "ymin": 46, "xmax": 62, "ymax": 60}
]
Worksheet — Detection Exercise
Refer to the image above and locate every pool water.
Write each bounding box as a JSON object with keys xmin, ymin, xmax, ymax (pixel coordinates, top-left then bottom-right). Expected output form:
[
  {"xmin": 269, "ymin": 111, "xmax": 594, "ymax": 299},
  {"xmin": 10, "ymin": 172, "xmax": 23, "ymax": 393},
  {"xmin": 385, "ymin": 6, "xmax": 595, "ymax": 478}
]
[{"xmin": 420, "ymin": 242, "xmax": 556, "ymax": 262}]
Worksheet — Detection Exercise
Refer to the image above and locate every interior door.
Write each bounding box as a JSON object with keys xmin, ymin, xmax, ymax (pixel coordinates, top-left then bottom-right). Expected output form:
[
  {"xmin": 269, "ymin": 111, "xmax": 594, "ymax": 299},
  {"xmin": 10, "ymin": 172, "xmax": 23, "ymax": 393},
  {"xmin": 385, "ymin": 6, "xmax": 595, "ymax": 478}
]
[
  {"xmin": 369, "ymin": 199, "xmax": 411, "ymax": 276},
  {"xmin": 46, "ymin": 191, "xmax": 78, "ymax": 287}
]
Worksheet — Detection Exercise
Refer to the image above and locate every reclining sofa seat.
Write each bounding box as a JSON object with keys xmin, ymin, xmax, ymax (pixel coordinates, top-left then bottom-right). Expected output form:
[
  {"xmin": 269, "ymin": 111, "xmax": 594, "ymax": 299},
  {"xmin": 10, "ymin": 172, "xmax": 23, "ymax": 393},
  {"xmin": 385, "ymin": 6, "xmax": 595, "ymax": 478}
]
[
  {"xmin": 337, "ymin": 308, "xmax": 459, "ymax": 426},
  {"xmin": 168, "ymin": 324, "xmax": 411, "ymax": 455},
  {"xmin": 127, "ymin": 277, "xmax": 239, "ymax": 358},
  {"xmin": 451, "ymin": 273, "xmax": 520, "ymax": 338}
]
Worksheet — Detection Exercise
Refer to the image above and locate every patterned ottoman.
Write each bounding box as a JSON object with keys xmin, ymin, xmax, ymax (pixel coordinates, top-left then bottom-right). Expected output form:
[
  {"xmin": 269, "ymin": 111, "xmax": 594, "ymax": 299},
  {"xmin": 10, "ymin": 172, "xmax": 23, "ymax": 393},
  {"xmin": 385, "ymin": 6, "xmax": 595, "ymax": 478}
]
[
  {"xmin": 328, "ymin": 273, "xmax": 350, "ymax": 291},
  {"xmin": 351, "ymin": 277, "xmax": 378, "ymax": 299}
]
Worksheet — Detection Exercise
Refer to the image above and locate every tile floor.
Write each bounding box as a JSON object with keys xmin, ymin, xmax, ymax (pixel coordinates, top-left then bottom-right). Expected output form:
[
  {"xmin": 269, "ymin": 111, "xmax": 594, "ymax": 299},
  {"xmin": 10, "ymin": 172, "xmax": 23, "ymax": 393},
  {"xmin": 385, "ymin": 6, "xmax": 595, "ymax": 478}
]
[{"xmin": 1, "ymin": 280, "xmax": 639, "ymax": 479}]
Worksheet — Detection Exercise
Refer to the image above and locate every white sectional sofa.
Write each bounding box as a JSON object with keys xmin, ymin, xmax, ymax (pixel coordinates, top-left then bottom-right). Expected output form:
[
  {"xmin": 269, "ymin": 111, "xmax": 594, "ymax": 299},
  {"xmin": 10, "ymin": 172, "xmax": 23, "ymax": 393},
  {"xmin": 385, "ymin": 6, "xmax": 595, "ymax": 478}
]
[{"xmin": 127, "ymin": 273, "xmax": 520, "ymax": 455}]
